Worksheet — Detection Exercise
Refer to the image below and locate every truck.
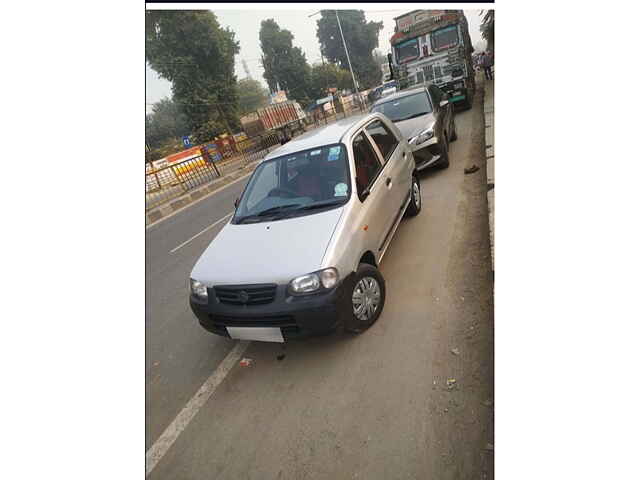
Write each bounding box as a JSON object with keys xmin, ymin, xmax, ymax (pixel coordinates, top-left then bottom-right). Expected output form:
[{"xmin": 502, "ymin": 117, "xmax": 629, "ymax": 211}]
[
  {"xmin": 239, "ymin": 100, "xmax": 307, "ymax": 139},
  {"xmin": 389, "ymin": 10, "xmax": 475, "ymax": 109}
]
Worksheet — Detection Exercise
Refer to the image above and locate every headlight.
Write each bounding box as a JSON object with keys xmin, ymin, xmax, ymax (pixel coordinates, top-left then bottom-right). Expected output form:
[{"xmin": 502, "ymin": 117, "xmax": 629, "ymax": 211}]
[
  {"xmin": 289, "ymin": 267, "xmax": 339, "ymax": 294},
  {"xmin": 190, "ymin": 278, "xmax": 208, "ymax": 300},
  {"xmin": 409, "ymin": 129, "xmax": 435, "ymax": 146}
]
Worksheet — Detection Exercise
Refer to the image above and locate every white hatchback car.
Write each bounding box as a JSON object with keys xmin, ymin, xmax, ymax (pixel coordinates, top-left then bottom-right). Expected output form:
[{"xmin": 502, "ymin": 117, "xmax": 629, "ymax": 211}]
[{"xmin": 189, "ymin": 113, "xmax": 422, "ymax": 342}]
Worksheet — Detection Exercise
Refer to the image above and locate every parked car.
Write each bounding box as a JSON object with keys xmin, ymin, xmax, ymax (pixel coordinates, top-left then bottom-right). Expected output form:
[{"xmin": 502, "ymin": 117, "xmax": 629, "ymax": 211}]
[
  {"xmin": 189, "ymin": 113, "xmax": 422, "ymax": 341},
  {"xmin": 370, "ymin": 84, "xmax": 457, "ymax": 170}
]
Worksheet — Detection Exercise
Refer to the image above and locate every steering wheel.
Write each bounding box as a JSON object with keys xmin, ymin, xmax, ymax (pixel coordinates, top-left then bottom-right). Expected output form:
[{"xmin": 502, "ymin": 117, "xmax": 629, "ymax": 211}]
[{"xmin": 267, "ymin": 187, "xmax": 299, "ymax": 198}]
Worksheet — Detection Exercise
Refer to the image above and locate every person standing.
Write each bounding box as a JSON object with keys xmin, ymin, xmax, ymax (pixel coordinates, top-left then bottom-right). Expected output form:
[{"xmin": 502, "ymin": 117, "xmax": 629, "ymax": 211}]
[{"xmin": 481, "ymin": 52, "xmax": 493, "ymax": 80}]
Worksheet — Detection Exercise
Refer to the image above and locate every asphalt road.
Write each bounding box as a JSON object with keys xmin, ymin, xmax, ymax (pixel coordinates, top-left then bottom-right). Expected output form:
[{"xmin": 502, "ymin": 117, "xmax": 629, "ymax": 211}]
[{"xmin": 146, "ymin": 87, "xmax": 494, "ymax": 479}]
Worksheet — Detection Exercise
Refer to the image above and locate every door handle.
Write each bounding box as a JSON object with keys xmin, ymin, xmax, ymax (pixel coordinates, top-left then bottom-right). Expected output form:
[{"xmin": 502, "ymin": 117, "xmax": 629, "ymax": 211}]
[{"xmin": 386, "ymin": 177, "xmax": 392, "ymax": 186}]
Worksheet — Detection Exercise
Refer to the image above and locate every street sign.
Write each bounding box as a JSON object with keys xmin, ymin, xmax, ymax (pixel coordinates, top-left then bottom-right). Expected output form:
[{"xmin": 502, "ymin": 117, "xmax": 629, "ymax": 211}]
[{"xmin": 182, "ymin": 136, "xmax": 192, "ymax": 148}]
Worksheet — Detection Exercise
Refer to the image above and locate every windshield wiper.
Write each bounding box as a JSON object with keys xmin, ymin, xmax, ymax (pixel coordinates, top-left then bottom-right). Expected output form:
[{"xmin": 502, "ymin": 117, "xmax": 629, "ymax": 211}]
[
  {"xmin": 297, "ymin": 199, "xmax": 346, "ymax": 211},
  {"xmin": 236, "ymin": 204, "xmax": 302, "ymax": 223},
  {"xmin": 395, "ymin": 112, "xmax": 430, "ymax": 122}
]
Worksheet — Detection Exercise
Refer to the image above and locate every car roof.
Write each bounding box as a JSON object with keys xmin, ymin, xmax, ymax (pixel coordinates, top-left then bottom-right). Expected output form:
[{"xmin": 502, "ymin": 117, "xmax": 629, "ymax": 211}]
[
  {"xmin": 263, "ymin": 113, "xmax": 386, "ymax": 160},
  {"xmin": 371, "ymin": 85, "xmax": 430, "ymax": 106}
]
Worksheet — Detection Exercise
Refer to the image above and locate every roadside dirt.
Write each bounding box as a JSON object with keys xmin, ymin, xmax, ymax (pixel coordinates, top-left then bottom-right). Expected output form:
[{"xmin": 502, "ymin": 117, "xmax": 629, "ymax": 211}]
[{"xmin": 425, "ymin": 81, "xmax": 494, "ymax": 480}]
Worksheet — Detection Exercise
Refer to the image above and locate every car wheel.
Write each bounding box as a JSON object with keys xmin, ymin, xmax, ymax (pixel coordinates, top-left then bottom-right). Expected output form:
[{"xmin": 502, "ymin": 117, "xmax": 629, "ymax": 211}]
[
  {"xmin": 450, "ymin": 117, "xmax": 458, "ymax": 142},
  {"xmin": 437, "ymin": 133, "xmax": 450, "ymax": 169},
  {"xmin": 344, "ymin": 263, "xmax": 386, "ymax": 333},
  {"xmin": 405, "ymin": 175, "xmax": 421, "ymax": 217}
]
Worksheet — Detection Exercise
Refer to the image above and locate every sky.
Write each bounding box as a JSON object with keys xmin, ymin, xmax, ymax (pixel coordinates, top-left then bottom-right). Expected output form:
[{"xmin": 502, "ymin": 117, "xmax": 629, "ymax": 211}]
[{"xmin": 145, "ymin": 9, "xmax": 487, "ymax": 113}]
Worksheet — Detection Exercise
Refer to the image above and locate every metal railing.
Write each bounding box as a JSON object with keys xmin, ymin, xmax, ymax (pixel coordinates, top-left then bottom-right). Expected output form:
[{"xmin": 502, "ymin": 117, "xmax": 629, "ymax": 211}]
[{"xmin": 145, "ymin": 131, "xmax": 282, "ymax": 212}]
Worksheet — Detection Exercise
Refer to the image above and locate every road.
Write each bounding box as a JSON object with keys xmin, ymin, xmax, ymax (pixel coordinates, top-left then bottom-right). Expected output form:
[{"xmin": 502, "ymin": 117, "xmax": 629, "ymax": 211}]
[{"xmin": 146, "ymin": 84, "xmax": 494, "ymax": 479}]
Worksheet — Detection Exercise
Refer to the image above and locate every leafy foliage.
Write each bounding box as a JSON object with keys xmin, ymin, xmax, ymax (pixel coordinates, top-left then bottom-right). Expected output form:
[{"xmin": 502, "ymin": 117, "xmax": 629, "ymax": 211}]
[
  {"xmin": 259, "ymin": 19, "xmax": 312, "ymax": 105},
  {"xmin": 145, "ymin": 98, "xmax": 189, "ymax": 149},
  {"xmin": 236, "ymin": 78, "xmax": 270, "ymax": 115},
  {"xmin": 145, "ymin": 10, "xmax": 241, "ymax": 144},
  {"xmin": 315, "ymin": 10, "xmax": 383, "ymax": 90},
  {"xmin": 308, "ymin": 63, "xmax": 352, "ymax": 100}
]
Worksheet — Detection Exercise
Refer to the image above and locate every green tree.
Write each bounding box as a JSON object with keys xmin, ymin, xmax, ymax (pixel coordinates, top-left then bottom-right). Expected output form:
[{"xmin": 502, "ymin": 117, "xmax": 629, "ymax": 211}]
[
  {"xmin": 236, "ymin": 78, "xmax": 269, "ymax": 115},
  {"xmin": 145, "ymin": 10, "xmax": 240, "ymax": 143},
  {"xmin": 315, "ymin": 10, "xmax": 383, "ymax": 90},
  {"xmin": 309, "ymin": 63, "xmax": 352, "ymax": 100},
  {"xmin": 145, "ymin": 97, "xmax": 190, "ymax": 149},
  {"xmin": 259, "ymin": 19, "xmax": 312, "ymax": 105},
  {"xmin": 480, "ymin": 10, "xmax": 494, "ymax": 53}
]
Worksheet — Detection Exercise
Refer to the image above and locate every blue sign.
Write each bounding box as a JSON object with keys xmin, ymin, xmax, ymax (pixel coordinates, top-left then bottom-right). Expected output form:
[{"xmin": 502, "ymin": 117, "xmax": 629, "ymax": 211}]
[{"xmin": 182, "ymin": 136, "xmax": 192, "ymax": 148}]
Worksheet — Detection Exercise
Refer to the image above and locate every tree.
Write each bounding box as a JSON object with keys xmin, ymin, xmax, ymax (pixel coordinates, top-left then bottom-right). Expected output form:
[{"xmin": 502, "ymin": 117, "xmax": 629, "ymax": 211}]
[
  {"xmin": 480, "ymin": 10, "xmax": 494, "ymax": 53},
  {"xmin": 146, "ymin": 11, "xmax": 240, "ymax": 143},
  {"xmin": 145, "ymin": 98, "xmax": 190, "ymax": 149},
  {"xmin": 308, "ymin": 63, "xmax": 352, "ymax": 100},
  {"xmin": 236, "ymin": 78, "xmax": 269, "ymax": 115},
  {"xmin": 259, "ymin": 19, "xmax": 312, "ymax": 105},
  {"xmin": 315, "ymin": 10, "xmax": 383, "ymax": 90}
]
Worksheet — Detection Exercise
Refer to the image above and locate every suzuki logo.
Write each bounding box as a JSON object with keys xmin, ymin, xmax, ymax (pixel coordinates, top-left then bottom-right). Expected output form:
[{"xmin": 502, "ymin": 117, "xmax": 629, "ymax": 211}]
[{"xmin": 237, "ymin": 291, "xmax": 250, "ymax": 304}]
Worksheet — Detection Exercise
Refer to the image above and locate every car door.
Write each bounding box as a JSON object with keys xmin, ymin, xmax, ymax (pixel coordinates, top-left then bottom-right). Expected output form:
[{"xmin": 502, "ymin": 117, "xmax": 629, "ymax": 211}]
[
  {"xmin": 364, "ymin": 118, "xmax": 410, "ymax": 229},
  {"xmin": 351, "ymin": 131, "xmax": 389, "ymax": 255}
]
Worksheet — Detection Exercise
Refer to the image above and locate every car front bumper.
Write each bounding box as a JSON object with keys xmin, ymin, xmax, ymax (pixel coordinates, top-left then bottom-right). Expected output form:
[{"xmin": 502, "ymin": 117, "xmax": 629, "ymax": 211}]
[
  {"xmin": 190, "ymin": 274, "xmax": 356, "ymax": 340},
  {"xmin": 411, "ymin": 137, "xmax": 446, "ymax": 170}
]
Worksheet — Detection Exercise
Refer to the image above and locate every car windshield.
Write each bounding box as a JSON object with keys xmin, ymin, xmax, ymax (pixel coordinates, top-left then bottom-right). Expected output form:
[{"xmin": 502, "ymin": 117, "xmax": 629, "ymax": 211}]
[
  {"xmin": 234, "ymin": 144, "xmax": 350, "ymax": 224},
  {"xmin": 371, "ymin": 91, "xmax": 432, "ymax": 122}
]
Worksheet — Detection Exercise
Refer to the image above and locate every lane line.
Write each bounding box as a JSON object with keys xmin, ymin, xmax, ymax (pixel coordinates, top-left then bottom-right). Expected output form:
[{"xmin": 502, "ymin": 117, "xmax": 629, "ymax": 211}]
[
  {"xmin": 145, "ymin": 340, "xmax": 251, "ymax": 476},
  {"xmin": 169, "ymin": 212, "xmax": 233, "ymax": 254}
]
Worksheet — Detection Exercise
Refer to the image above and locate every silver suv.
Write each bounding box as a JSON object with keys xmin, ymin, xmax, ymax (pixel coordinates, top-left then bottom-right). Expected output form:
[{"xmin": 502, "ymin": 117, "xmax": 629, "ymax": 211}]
[{"xmin": 189, "ymin": 113, "xmax": 421, "ymax": 342}]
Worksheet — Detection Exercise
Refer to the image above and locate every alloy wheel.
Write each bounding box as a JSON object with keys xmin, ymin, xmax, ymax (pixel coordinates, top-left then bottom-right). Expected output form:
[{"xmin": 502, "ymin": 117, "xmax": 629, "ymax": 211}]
[{"xmin": 352, "ymin": 276, "xmax": 381, "ymax": 322}]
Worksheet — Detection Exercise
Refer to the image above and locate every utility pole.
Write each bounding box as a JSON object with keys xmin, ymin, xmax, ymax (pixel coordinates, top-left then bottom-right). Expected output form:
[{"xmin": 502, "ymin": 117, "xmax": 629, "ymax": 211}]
[{"xmin": 335, "ymin": 10, "xmax": 364, "ymax": 110}]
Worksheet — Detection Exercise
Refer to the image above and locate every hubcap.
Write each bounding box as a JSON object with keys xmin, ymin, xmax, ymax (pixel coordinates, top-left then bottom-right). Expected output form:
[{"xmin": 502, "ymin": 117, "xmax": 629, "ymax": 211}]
[
  {"xmin": 413, "ymin": 181, "xmax": 421, "ymax": 209},
  {"xmin": 352, "ymin": 276, "xmax": 381, "ymax": 322}
]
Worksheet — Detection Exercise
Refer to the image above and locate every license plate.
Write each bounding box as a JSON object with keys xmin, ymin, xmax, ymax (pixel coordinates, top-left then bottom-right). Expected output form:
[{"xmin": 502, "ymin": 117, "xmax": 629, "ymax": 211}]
[{"xmin": 226, "ymin": 326, "xmax": 284, "ymax": 343}]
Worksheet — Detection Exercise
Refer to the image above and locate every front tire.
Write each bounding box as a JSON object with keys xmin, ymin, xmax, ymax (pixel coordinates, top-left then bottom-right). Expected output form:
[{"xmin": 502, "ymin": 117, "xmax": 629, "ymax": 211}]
[
  {"xmin": 405, "ymin": 175, "xmax": 422, "ymax": 217},
  {"xmin": 344, "ymin": 264, "xmax": 386, "ymax": 333},
  {"xmin": 450, "ymin": 117, "xmax": 458, "ymax": 142}
]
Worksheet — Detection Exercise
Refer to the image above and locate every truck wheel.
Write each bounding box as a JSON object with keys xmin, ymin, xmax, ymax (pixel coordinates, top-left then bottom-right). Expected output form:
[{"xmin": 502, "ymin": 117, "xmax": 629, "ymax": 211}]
[
  {"xmin": 345, "ymin": 264, "xmax": 386, "ymax": 333},
  {"xmin": 405, "ymin": 175, "xmax": 422, "ymax": 217}
]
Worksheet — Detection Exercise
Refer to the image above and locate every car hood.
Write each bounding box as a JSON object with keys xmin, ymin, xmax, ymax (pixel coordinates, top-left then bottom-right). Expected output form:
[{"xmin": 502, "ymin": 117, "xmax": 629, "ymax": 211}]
[
  {"xmin": 191, "ymin": 207, "xmax": 345, "ymax": 285},
  {"xmin": 394, "ymin": 112, "xmax": 436, "ymax": 141}
]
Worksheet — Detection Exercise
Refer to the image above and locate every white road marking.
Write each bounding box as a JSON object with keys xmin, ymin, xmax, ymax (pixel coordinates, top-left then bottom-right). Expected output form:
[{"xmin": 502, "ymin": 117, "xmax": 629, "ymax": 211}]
[
  {"xmin": 169, "ymin": 212, "xmax": 233, "ymax": 253},
  {"xmin": 145, "ymin": 340, "xmax": 251, "ymax": 476}
]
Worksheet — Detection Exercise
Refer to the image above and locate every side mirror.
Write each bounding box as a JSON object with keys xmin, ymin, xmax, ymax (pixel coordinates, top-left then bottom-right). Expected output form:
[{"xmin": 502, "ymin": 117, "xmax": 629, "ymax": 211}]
[
  {"xmin": 439, "ymin": 100, "xmax": 449, "ymax": 108},
  {"xmin": 234, "ymin": 197, "xmax": 239, "ymax": 209}
]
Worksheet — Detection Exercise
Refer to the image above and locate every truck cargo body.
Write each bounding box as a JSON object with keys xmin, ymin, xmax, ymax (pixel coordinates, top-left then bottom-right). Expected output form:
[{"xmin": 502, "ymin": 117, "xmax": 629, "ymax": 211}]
[{"xmin": 240, "ymin": 100, "xmax": 307, "ymax": 137}]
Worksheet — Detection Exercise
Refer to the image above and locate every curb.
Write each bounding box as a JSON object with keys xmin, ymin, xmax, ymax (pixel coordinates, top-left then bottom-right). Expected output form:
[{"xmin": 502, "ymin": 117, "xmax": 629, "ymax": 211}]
[
  {"xmin": 483, "ymin": 79, "xmax": 494, "ymax": 273},
  {"xmin": 145, "ymin": 159, "xmax": 260, "ymax": 227}
]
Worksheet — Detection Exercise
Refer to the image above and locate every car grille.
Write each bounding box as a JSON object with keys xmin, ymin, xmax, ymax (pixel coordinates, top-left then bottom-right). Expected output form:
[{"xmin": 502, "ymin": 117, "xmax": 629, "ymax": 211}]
[{"xmin": 214, "ymin": 284, "xmax": 277, "ymax": 305}]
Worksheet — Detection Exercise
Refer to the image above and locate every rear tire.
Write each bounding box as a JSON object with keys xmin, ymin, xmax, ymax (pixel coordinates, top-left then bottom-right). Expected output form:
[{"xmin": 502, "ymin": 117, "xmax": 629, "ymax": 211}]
[
  {"xmin": 344, "ymin": 264, "xmax": 386, "ymax": 333},
  {"xmin": 405, "ymin": 175, "xmax": 422, "ymax": 217}
]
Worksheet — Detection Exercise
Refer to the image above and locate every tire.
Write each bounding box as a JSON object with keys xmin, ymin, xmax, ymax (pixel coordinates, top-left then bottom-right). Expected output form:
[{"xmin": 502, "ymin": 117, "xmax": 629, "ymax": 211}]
[
  {"xmin": 437, "ymin": 133, "xmax": 450, "ymax": 169},
  {"xmin": 344, "ymin": 263, "xmax": 386, "ymax": 333},
  {"xmin": 405, "ymin": 175, "xmax": 422, "ymax": 217}
]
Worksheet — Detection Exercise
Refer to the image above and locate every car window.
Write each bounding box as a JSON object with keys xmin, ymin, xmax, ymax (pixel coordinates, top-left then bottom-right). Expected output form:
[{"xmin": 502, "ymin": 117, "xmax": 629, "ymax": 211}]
[
  {"xmin": 365, "ymin": 120, "xmax": 399, "ymax": 163},
  {"xmin": 235, "ymin": 144, "xmax": 350, "ymax": 223},
  {"xmin": 352, "ymin": 132, "xmax": 382, "ymax": 200},
  {"xmin": 371, "ymin": 91, "xmax": 432, "ymax": 122}
]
